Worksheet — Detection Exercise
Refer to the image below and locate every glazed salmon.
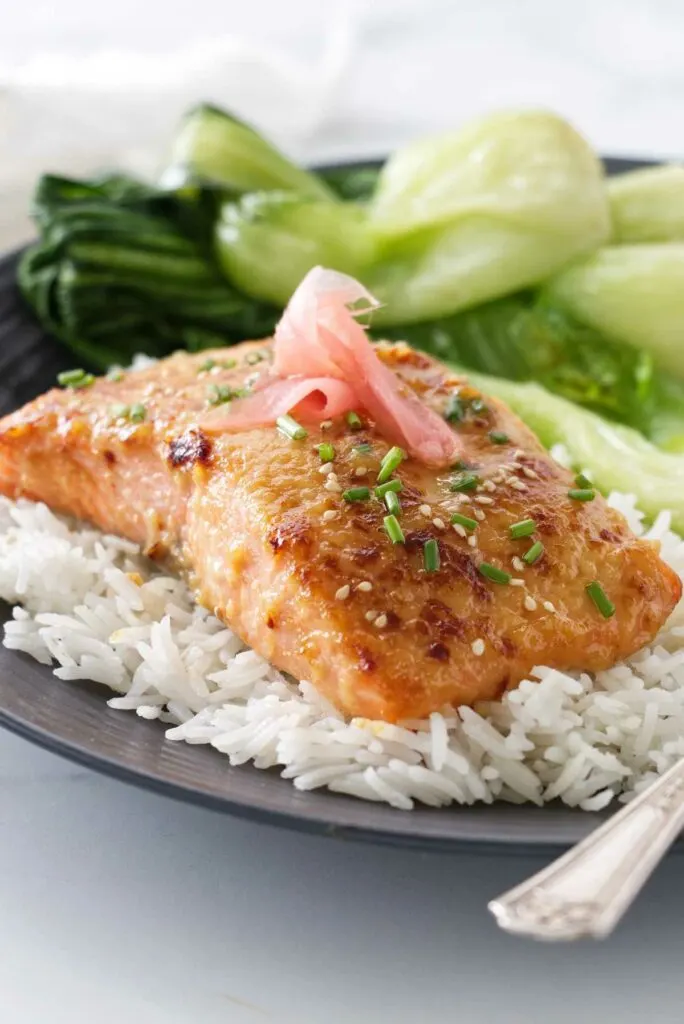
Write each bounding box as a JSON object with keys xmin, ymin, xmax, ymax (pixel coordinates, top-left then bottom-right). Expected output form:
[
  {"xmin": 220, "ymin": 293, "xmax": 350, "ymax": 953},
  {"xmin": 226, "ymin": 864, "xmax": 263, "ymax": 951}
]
[{"xmin": 0, "ymin": 343, "xmax": 679, "ymax": 722}]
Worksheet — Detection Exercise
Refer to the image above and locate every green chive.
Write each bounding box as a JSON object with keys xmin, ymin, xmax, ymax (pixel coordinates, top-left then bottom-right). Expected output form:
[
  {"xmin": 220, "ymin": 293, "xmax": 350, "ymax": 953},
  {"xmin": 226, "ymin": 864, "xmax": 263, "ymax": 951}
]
[
  {"xmin": 354, "ymin": 443, "xmax": 373, "ymax": 455},
  {"xmin": 585, "ymin": 581, "xmax": 615, "ymax": 618},
  {"xmin": 445, "ymin": 394, "xmax": 465, "ymax": 422},
  {"xmin": 470, "ymin": 398, "xmax": 487, "ymax": 415},
  {"xmin": 374, "ymin": 479, "xmax": 403, "ymax": 498},
  {"xmin": 198, "ymin": 358, "xmax": 216, "ymax": 372},
  {"xmin": 523, "ymin": 540, "xmax": 544, "ymax": 565},
  {"xmin": 384, "ymin": 490, "xmax": 401, "ymax": 516},
  {"xmin": 450, "ymin": 472, "xmax": 479, "ymax": 492},
  {"xmin": 489, "ymin": 430, "xmax": 509, "ymax": 445},
  {"xmin": 451, "ymin": 459, "xmax": 471, "ymax": 472},
  {"xmin": 347, "ymin": 411, "xmax": 363, "ymax": 430},
  {"xmin": 221, "ymin": 358, "xmax": 237, "ymax": 370},
  {"xmin": 57, "ymin": 368, "xmax": 94, "ymax": 390},
  {"xmin": 423, "ymin": 538, "xmax": 440, "ymax": 572},
  {"xmin": 479, "ymin": 562, "xmax": 511, "ymax": 585},
  {"xmin": 384, "ymin": 514, "xmax": 405, "ymax": 544},
  {"xmin": 246, "ymin": 351, "xmax": 265, "ymax": 365},
  {"xmin": 451, "ymin": 512, "xmax": 478, "ymax": 532},
  {"xmin": 317, "ymin": 443, "xmax": 335, "ymax": 463},
  {"xmin": 277, "ymin": 414, "xmax": 307, "ymax": 441},
  {"xmin": 129, "ymin": 403, "xmax": 146, "ymax": 423},
  {"xmin": 207, "ymin": 384, "xmax": 237, "ymax": 406},
  {"xmin": 568, "ymin": 488, "xmax": 595, "ymax": 502},
  {"xmin": 575, "ymin": 472, "xmax": 592, "ymax": 488},
  {"xmin": 509, "ymin": 518, "xmax": 536, "ymax": 540},
  {"xmin": 106, "ymin": 367, "xmax": 124, "ymax": 382},
  {"xmin": 377, "ymin": 446, "xmax": 406, "ymax": 484},
  {"xmin": 110, "ymin": 403, "xmax": 129, "ymax": 420},
  {"xmin": 343, "ymin": 487, "xmax": 371, "ymax": 503}
]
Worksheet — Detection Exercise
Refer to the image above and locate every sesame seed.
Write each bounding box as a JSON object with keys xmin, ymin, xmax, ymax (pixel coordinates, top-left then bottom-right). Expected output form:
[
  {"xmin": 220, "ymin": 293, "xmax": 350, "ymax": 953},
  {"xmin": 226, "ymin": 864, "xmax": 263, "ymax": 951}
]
[
  {"xmin": 473, "ymin": 509, "xmax": 486, "ymax": 521},
  {"xmin": 510, "ymin": 578, "xmax": 525, "ymax": 587},
  {"xmin": 512, "ymin": 449, "xmax": 524, "ymax": 459},
  {"xmin": 355, "ymin": 466, "xmax": 368, "ymax": 477},
  {"xmin": 319, "ymin": 462, "xmax": 334, "ymax": 475},
  {"xmin": 483, "ymin": 480, "xmax": 496, "ymax": 492},
  {"xmin": 471, "ymin": 638, "xmax": 485, "ymax": 656},
  {"xmin": 322, "ymin": 509, "xmax": 337, "ymax": 522},
  {"xmin": 320, "ymin": 420, "xmax": 333, "ymax": 430},
  {"xmin": 511, "ymin": 480, "xmax": 527, "ymax": 492},
  {"xmin": 474, "ymin": 495, "xmax": 494, "ymax": 505},
  {"xmin": 524, "ymin": 595, "xmax": 538, "ymax": 611},
  {"xmin": 458, "ymin": 494, "xmax": 472, "ymax": 504},
  {"xmin": 419, "ymin": 504, "xmax": 432, "ymax": 517},
  {"xmin": 543, "ymin": 600, "xmax": 556, "ymax": 613},
  {"xmin": 324, "ymin": 478, "xmax": 342, "ymax": 492},
  {"xmin": 432, "ymin": 517, "xmax": 446, "ymax": 530},
  {"xmin": 365, "ymin": 610, "xmax": 378, "ymax": 622},
  {"xmin": 467, "ymin": 535, "xmax": 478, "ymax": 548},
  {"xmin": 452, "ymin": 523, "xmax": 467, "ymax": 538},
  {"xmin": 335, "ymin": 585, "xmax": 351, "ymax": 601},
  {"xmin": 522, "ymin": 465, "xmax": 539, "ymax": 480},
  {"xmin": 512, "ymin": 556, "xmax": 525, "ymax": 572},
  {"xmin": 357, "ymin": 581, "xmax": 373, "ymax": 592},
  {"xmin": 375, "ymin": 614, "xmax": 388, "ymax": 629}
]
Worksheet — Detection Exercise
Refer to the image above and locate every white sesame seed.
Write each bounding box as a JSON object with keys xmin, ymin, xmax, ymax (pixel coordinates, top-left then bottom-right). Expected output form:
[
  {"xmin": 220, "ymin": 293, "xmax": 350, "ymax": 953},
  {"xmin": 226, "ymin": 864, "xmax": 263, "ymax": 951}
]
[
  {"xmin": 322, "ymin": 509, "xmax": 337, "ymax": 522},
  {"xmin": 524, "ymin": 595, "xmax": 538, "ymax": 611},
  {"xmin": 474, "ymin": 495, "xmax": 494, "ymax": 505},
  {"xmin": 476, "ymin": 484, "xmax": 484, "ymax": 493},
  {"xmin": 335, "ymin": 585, "xmax": 351, "ymax": 601},
  {"xmin": 522, "ymin": 465, "xmax": 539, "ymax": 480},
  {"xmin": 458, "ymin": 494, "xmax": 472, "ymax": 504},
  {"xmin": 324, "ymin": 478, "xmax": 342, "ymax": 492},
  {"xmin": 320, "ymin": 420, "xmax": 333, "ymax": 430},
  {"xmin": 365, "ymin": 610, "xmax": 378, "ymax": 622},
  {"xmin": 357, "ymin": 581, "xmax": 373, "ymax": 592},
  {"xmin": 471, "ymin": 638, "xmax": 485, "ymax": 656},
  {"xmin": 355, "ymin": 466, "xmax": 368, "ymax": 477},
  {"xmin": 492, "ymin": 472, "xmax": 506, "ymax": 484},
  {"xmin": 432, "ymin": 517, "xmax": 446, "ymax": 530},
  {"xmin": 510, "ymin": 578, "xmax": 525, "ymax": 587},
  {"xmin": 543, "ymin": 600, "xmax": 556, "ymax": 613},
  {"xmin": 452, "ymin": 523, "xmax": 466, "ymax": 538},
  {"xmin": 483, "ymin": 479, "xmax": 496, "ymax": 492},
  {"xmin": 375, "ymin": 614, "xmax": 388, "ymax": 629},
  {"xmin": 512, "ymin": 448, "xmax": 524, "ymax": 459},
  {"xmin": 512, "ymin": 556, "xmax": 525, "ymax": 572},
  {"xmin": 318, "ymin": 462, "xmax": 334, "ymax": 475},
  {"xmin": 467, "ymin": 535, "xmax": 478, "ymax": 548},
  {"xmin": 419, "ymin": 504, "xmax": 432, "ymax": 517},
  {"xmin": 473, "ymin": 509, "xmax": 486, "ymax": 521},
  {"xmin": 511, "ymin": 480, "xmax": 527, "ymax": 492}
]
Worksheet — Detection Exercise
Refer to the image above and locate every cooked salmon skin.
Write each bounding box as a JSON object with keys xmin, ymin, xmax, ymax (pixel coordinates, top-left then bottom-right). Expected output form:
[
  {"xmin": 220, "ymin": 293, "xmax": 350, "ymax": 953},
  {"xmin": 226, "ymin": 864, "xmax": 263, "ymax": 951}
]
[{"xmin": 0, "ymin": 341, "xmax": 680, "ymax": 722}]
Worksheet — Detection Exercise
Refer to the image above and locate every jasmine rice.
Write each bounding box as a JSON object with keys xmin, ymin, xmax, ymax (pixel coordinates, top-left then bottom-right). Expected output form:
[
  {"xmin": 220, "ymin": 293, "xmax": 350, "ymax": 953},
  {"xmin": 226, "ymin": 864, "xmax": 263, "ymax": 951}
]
[{"xmin": 2, "ymin": 491, "xmax": 684, "ymax": 812}]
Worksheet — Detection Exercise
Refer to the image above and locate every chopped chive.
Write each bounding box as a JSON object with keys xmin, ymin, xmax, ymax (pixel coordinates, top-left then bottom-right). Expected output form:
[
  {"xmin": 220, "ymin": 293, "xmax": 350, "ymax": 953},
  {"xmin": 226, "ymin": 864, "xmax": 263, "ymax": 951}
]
[
  {"xmin": 347, "ymin": 411, "xmax": 363, "ymax": 430},
  {"xmin": 57, "ymin": 368, "xmax": 94, "ymax": 390},
  {"xmin": 451, "ymin": 512, "xmax": 478, "ymax": 532},
  {"xmin": 106, "ymin": 367, "xmax": 124, "ymax": 382},
  {"xmin": 451, "ymin": 459, "xmax": 471, "ymax": 471},
  {"xmin": 343, "ymin": 487, "xmax": 371, "ymax": 503},
  {"xmin": 129, "ymin": 402, "xmax": 146, "ymax": 423},
  {"xmin": 374, "ymin": 479, "xmax": 403, "ymax": 498},
  {"xmin": 523, "ymin": 540, "xmax": 544, "ymax": 564},
  {"xmin": 377, "ymin": 446, "xmax": 406, "ymax": 484},
  {"xmin": 568, "ymin": 488, "xmax": 595, "ymax": 502},
  {"xmin": 509, "ymin": 518, "xmax": 536, "ymax": 540},
  {"xmin": 445, "ymin": 394, "xmax": 465, "ymax": 422},
  {"xmin": 450, "ymin": 472, "xmax": 479, "ymax": 492},
  {"xmin": 198, "ymin": 358, "xmax": 216, "ymax": 372},
  {"xmin": 479, "ymin": 562, "xmax": 511, "ymax": 585},
  {"xmin": 488, "ymin": 430, "xmax": 509, "ymax": 445},
  {"xmin": 384, "ymin": 490, "xmax": 401, "ymax": 516},
  {"xmin": 575, "ymin": 472, "xmax": 592, "ymax": 488},
  {"xmin": 384, "ymin": 514, "xmax": 405, "ymax": 544},
  {"xmin": 423, "ymin": 538, "xmax": 440, "ymax": 572},
  {"xmin": 317, "ymin": 443, "xmax": 335, "ymax": 463},
  {"xmin": 354, "ymin": 443, "xmax": 373, "ymax": 455},
  {"xmin": 207, "ymin": 383, "xmax": 241, "ymax": 406},
  {"xmin": 246, "ymin": 351, "xmax": 265, "ymax": 365},
  {"xmin": 586, "ymin": 581, "xmax": 615, "ymax": 619},
  {"xmin": 110, "ymin": 402, "xmax": 129, "ymax": 420},
  {"xmin": 470, "ymin": 398, "xmax": 487, "ymax": 415},
  {"xmin": 276, "ymin": 414, "xmax": 307, "ymax": 441}
]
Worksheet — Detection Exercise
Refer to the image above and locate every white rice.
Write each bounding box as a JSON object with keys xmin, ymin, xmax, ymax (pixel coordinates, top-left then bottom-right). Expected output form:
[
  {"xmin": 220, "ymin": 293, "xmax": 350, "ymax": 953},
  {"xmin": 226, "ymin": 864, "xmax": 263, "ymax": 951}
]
[{"xmin": 2, "ymin": 491, "xmax": 684, "ymax": 812}]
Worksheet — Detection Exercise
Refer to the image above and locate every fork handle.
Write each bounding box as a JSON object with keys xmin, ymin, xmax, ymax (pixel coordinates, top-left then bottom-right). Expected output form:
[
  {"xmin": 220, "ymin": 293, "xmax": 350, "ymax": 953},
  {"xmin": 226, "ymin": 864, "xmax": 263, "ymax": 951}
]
[{"xmin": 488, "ymin": 757, "xmax": 684, "ymax": 940}]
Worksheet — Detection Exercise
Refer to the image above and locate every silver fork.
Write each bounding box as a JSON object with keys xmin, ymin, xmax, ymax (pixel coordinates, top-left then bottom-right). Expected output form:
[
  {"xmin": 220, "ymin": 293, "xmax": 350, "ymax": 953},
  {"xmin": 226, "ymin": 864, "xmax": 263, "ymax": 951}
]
[{"xmin": 488, "ymin": 756, "xmax": 684, "ymax": 940}]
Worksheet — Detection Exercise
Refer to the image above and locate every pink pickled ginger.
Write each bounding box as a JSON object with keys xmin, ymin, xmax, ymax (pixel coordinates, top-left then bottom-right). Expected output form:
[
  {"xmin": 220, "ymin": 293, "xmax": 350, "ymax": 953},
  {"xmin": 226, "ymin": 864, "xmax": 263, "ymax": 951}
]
[{"xmin": 203, "ymin": 267, "xmax": 460, "ymax": 467}]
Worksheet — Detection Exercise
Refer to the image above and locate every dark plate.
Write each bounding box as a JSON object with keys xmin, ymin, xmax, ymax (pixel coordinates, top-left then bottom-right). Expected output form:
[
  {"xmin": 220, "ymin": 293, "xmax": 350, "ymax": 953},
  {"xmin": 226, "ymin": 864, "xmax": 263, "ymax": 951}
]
[{"xmin": 0, "ymin": 156, "xmax": 667, "ymax": 854}]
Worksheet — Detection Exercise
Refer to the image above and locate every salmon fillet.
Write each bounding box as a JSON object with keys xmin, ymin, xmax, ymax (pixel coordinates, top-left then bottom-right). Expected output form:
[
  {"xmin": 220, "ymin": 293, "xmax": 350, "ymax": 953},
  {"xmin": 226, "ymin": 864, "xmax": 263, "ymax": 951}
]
[{"xmin": 0, "ymin": 341, "xmax": 680, "ymax": 722}]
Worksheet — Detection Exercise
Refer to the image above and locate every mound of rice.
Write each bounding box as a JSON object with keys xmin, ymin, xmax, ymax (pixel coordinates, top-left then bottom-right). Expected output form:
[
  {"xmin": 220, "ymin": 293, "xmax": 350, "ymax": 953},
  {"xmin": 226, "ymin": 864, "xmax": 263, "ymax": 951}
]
[{"xmin": 1, "ymin": 492, "xmax": 684, "ymax": 812}]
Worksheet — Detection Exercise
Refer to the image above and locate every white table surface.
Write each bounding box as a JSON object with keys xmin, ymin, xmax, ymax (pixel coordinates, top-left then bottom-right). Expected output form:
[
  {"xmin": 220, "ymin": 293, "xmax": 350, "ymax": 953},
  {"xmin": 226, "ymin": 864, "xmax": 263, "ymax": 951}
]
[{"xmin": 4, "ymin": 2, "xmax": 684, "ymax": 1021}]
